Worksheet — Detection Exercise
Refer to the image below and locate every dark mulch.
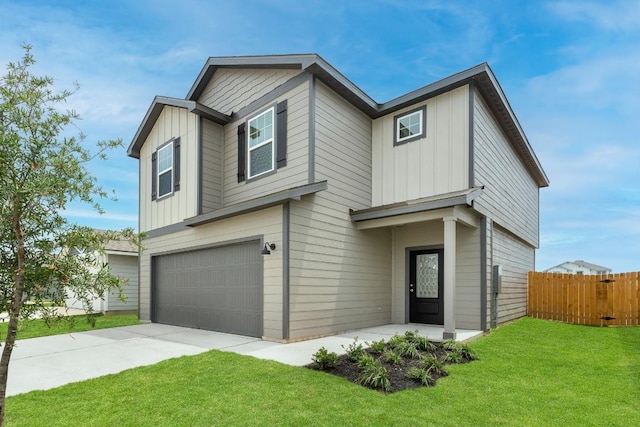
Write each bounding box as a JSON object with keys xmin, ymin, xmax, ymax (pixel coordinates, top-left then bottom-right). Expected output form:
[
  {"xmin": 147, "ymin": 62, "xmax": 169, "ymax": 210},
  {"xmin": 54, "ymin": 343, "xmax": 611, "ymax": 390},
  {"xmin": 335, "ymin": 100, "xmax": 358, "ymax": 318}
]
[{"xmin": 306, "ymin": 338, "xmax": 477, "ymax": 393}]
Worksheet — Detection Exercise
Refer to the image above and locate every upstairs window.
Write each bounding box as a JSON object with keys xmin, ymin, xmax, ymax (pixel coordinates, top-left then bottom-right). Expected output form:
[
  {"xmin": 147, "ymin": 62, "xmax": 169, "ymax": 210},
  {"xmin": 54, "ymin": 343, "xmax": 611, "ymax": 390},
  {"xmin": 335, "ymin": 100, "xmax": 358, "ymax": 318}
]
[
  {"xmin": 248, "ymin": 107, "xmax": 275, "ymax": 179},
  {"xmin": 237, "ymin": 100, "xmax": 288, "ymax": 183},
  {"xmin": 157, "ymin": 142, "xmax": 173, "ymax": 198},
  {"xmin": 151, "ymin": 137, "xmax": 180, "ymax": 201},
  {"xmin": 394, "ymin": 106, "xmax": 426, "ymax": 145}
]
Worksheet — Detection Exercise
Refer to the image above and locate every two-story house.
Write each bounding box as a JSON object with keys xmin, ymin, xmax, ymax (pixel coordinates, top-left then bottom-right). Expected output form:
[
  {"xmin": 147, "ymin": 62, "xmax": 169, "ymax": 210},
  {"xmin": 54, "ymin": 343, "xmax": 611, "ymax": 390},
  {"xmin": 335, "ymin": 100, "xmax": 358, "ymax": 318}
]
[{"xmin": 128, "ymin": 54, "xmax": 548, "ymax": 342}]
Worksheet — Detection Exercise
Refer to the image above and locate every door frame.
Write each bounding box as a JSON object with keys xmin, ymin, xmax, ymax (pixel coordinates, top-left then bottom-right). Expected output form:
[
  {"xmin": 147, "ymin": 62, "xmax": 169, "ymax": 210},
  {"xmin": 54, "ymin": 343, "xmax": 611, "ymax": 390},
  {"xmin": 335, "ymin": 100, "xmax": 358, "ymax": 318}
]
[{"xmin": 404, "ymin": 244, "xmax": 444, "ymax": 324}]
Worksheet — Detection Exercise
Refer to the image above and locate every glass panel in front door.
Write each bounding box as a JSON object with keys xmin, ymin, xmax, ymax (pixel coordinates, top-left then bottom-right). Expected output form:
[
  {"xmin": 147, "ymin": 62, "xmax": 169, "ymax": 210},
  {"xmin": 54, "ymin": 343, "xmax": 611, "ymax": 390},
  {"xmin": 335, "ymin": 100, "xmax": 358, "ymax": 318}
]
[{"xmin": 416, "ymin": 254, "xmax": 438, "ymax": 298}]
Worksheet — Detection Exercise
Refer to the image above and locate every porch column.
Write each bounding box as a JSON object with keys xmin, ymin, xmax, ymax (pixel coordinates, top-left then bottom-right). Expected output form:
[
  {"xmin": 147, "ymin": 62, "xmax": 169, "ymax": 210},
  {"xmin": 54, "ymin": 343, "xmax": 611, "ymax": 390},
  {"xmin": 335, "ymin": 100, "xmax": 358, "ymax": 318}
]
[{"xmin": 443, "ymin": 217, "xmax": 457, "ymax": 340}]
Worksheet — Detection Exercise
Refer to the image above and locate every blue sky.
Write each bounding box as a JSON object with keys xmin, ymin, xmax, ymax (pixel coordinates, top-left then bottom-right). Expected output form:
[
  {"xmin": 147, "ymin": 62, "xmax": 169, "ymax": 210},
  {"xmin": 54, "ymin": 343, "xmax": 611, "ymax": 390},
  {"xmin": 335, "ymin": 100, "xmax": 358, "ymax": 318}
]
[{"xmin": 1, "ymin": 0, "xmax": 638, "ymax": 272}]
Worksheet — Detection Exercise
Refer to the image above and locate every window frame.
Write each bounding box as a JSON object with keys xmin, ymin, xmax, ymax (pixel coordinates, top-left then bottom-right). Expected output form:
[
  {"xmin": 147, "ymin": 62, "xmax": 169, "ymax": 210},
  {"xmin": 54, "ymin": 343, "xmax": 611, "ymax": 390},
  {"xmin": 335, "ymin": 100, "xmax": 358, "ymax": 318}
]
[
  {"xmin": 156, "ymin": 140, "xmax": 174, "ymax": 199},
  {"xmin": 393, "ymin": 106, "xmax": 426, "ymax": 146},
  {"xmin": 246, "ymin": 105, "xmax": 276, "ymax": 180}
]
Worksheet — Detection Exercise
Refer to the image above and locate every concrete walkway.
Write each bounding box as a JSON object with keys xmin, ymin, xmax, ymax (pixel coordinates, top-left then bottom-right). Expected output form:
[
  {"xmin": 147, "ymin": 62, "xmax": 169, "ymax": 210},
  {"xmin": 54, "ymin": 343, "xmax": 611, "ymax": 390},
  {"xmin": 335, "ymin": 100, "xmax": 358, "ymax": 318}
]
[{"xmin": 6, "ymin": 323, "xmax": 482, "ymax": 397}]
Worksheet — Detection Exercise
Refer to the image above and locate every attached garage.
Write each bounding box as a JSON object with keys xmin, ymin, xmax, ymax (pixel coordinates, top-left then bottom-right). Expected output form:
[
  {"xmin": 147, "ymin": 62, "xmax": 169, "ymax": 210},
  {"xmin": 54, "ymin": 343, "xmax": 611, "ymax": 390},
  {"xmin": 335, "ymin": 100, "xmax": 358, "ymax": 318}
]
[{"xmin": 152, "ymin": 240, "xmax": 263, "ymax": 337}]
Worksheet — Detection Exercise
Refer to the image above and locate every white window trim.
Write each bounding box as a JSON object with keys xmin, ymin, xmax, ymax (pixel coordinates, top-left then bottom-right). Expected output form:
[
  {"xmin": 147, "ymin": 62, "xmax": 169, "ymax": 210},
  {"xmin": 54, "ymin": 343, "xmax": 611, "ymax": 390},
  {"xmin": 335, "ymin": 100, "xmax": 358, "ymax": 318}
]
[
  {"xmin": 394, "ymin": 107, "xmax": 425, "ymax": 145},
  {"xmin": 157, "ymin": 141, "xmax": 174, "ymax": 199},
  {"xmin": 247, "ymin": 106, "xmax": 275, "ymax": 180}
]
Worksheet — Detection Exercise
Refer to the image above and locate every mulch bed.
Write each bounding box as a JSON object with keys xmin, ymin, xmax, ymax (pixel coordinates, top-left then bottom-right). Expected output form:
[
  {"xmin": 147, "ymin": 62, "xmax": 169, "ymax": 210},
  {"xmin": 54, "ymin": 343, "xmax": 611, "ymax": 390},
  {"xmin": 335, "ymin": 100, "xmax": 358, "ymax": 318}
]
[{"xmin": 306, "ymin": 337, "xmax": 477, "ymax": 393}]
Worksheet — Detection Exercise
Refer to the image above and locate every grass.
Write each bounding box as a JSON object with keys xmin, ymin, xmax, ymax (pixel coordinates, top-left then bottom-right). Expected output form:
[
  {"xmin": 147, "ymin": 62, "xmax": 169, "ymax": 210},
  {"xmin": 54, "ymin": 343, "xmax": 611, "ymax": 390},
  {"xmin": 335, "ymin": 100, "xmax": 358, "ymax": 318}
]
[
  {"xmin": 6, "ymin": 317, "xmax": 640, "ymax": 426},
  {"xmin": 0, "ymin": 314, "xmax": 140, "ymax": 341}
]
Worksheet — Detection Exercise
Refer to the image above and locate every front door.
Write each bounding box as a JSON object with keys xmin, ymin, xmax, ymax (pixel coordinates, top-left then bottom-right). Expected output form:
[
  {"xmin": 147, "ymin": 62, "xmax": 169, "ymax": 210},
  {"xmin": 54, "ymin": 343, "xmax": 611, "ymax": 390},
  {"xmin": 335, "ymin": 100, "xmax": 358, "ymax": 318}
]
[{"xmin": 409, "ymin": 248, "xmax": 444, "ymax": 325}]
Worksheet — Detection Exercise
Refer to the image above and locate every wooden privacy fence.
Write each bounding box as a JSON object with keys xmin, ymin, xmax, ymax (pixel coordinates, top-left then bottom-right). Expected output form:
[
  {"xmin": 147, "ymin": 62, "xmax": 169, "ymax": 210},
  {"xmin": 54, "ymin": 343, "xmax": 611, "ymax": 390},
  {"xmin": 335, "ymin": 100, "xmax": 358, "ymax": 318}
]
[{"xmin": 528, "ymin": 271, "xmax": 640, "ymax": 326}]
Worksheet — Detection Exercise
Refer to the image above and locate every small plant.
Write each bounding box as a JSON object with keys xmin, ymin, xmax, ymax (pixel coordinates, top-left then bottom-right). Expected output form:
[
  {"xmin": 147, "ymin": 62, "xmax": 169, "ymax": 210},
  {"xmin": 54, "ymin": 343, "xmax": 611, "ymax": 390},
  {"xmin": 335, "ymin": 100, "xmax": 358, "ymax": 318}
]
[
  {"xmin": 342, "ymin": 337, "xmax": 367, "ymax": 362},
  {"xmin": 407, "ymin": 367, "xmax": 434, "ymax": 386},
  {"xmin": 382, "ymin": 349, "xmax": 403, "ymax": 365},
  {"xmin": 357, "ymin": 353, "xmax": 376, "ymax": 370},
  {"xmin": 394, "ymin": 341, "xmax": 421, "ymax": 359},
  {"xmin": 367, "ymin": 338, "xmax": 386, "ymax": 354},
  {"xmin": 311, "ymin": 346, "xmax": 338, "ymax": 369},
  {"xmin": 388, "ymin": 333, "xmax": 406, "ymax": 349},
  {"xmin": 359, "ymin": 360, "xmax": 391, "ymax": 392},
  {"xmin": 444, "ymin": 351, "xmax": 463, "ymax": 364},
  {"xmin": 442, "ymin": 339, "xmax": 478, "ymax": 361},
  {"xmin": 419, "ymin": 355, "xmax": 448, "ymax": 376},
  {"xmin": 402, "ymin": 330, "xmax": 437, "ymax": 352}
]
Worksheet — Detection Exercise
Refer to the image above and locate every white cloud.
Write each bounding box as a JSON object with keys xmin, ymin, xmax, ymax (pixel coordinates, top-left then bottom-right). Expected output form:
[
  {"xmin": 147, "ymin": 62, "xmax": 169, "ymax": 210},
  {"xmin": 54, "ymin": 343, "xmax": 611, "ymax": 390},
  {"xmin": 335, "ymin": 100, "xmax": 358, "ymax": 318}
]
[{"xmin": 547, "ymin": 1, "xmax": 640, "ymax": 32}]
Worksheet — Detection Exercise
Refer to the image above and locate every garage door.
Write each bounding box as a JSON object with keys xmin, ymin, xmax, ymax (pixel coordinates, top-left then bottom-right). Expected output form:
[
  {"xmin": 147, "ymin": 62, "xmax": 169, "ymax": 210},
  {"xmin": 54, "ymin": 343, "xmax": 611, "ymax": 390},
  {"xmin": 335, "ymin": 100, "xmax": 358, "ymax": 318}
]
[{"xmin": 152, "ymin": 240, "xmax": 263, "ymax": 337}]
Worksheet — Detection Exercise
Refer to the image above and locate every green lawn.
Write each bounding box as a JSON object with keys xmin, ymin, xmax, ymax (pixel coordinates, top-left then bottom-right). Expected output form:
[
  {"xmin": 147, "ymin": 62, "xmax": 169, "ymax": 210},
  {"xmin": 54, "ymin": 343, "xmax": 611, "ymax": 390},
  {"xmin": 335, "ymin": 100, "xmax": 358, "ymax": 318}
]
[
  {"xmin": 0, "ymin": 313, "xmax": 140, "ymax": 340},
  {"xmin": 6, "ymin": 317, "xmax": 640, "ymax": 426}
]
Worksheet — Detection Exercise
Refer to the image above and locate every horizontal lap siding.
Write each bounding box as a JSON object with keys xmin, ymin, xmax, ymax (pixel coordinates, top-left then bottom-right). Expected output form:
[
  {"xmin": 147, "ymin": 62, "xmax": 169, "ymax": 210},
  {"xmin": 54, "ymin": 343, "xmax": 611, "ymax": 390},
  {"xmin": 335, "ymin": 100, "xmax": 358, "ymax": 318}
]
[
  {"xmin": 473, "ymin": 89, "xmax": 539, "ymax": 247},
  {"xmin": 289, "ymin": 194, "xmax": 391, "ymax": 339},
  {"xmin": 315, "ymin": 81, "xmax": 372, "ymax": 208},
  {"xmin": 493, "ymin": 224, "xmax": 534, "ymax": 323},
  {"xmin": 139, "ymin": 107, "xmax": 198, "ymax": 232},
  {"xmin": 287, "ymin": 81, "xmax": 391, "ymax": 340},
  {"xmin": 107, "ymin": 255, "xmax": 139, "ymax": 311},
  {"xmin": 201, "ymin": 119, "xmax": 223, "ymax": 212},
  {"xmin": 139, "ymin": 206, "xmax": 284, "ymax": 340},
  {"xmin": 198, "ymin": 68, "xmax": 299, "ymax": 115},
  {"xmin": 372, "ymin": 86, "xmax": 469, "ymax": 206},
  {"xmin": 222, "ymin": 80, "xmax": 309, "ymax": 205}
]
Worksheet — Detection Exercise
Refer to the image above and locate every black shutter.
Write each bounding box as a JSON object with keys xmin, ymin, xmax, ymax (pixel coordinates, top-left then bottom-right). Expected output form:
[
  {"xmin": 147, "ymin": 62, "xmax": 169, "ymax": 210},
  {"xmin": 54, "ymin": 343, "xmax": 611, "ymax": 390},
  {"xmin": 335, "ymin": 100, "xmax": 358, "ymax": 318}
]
[
  {"xmin": 237, "ymin": 123, "xmax": 246, "ymax": 182},
  {"xmin": 173, "ymin": 137, "xmax": 181, "ymax": 191},
  {"xmin": 276, "ymin": 100, "xmax": 287, "ymax": 168},
  {"xmin": 151, "ymin": 151, "xmax": 157, "ymax": 201}
]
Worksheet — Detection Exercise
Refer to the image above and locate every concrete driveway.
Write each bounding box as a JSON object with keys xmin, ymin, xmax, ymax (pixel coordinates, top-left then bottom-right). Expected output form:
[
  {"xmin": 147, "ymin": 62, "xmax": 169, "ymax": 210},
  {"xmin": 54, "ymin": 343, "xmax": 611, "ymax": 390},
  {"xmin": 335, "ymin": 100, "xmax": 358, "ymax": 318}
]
[{"xmin": 6, "ymin": 323, "xmax": 482, "ymax": 397}]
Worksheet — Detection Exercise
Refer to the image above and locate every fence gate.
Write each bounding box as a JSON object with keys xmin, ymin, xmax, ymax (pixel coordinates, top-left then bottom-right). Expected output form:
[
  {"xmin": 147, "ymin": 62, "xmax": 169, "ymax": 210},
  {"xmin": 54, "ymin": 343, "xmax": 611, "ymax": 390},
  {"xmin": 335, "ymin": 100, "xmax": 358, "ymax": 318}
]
[{"xmin": 528, "ymin": 271, "xmax": 640, "ymax": 326}]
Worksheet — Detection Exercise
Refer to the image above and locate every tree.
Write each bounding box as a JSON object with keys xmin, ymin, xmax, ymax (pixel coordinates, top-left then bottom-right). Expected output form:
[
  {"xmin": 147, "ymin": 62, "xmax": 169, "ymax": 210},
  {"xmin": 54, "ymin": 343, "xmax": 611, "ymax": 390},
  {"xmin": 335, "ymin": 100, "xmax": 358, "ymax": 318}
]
[{"xmin": 0, "ymin": 45, "xmax": 139, "ymax": 425}]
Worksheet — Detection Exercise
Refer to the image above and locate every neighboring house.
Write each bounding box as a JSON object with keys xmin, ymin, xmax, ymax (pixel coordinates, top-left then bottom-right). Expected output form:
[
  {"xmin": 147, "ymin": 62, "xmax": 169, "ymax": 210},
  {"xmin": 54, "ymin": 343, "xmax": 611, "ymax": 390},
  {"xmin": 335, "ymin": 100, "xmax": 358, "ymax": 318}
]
[
  {"xmin": 66, "ymin": 237, "xmax": 139, "ymax": 314},
  {"xmin": 128, "ymin": 54, "xmax": 549, "ymax": 341},
  {"xmin": 544, "ymin": 260, "xmax": 612, "ymax": 275}
]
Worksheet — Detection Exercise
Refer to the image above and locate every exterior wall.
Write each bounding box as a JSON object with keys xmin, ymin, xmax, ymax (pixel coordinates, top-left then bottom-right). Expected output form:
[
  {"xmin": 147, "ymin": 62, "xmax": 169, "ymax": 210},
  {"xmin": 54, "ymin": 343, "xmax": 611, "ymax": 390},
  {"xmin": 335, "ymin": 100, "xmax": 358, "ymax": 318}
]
[
  {"xmin": 492, "ymin": 224, "xmax": 535, "ymax": 324},
  {"xmin": 139, "ymin": 206, "xmax": 284, "ymax": 340},
  {"xmin": 289, "ymin": 195, "xmax": 391, "ymax": 339},
  {"xmin": 391, "ymin": 220, "xmax": 481, "ymax": 329},
  {"xmin": 473, "ymin": 88, "xmax": 539, "ymax": 247},
  {"xmin": 200, "ymin": 118, "xmax": 224, "ymax": 212},
  {"xmin": 106, "ymin": 254, "xmax": 139, "ymax": 312},
  {"xmin": 315, "ymin": 81, "xmax": 372, "ymax": 208},
  {"xmin": 221, "ymin": 79, "xmax": 309, "ymax": 206},
  {"xmin": 286, "ymin": 80, "xmax": 392, "ymax": 340},
  {"xmin": 372, "ymin": 85, "xmax": 469, "ymax": 206},
  {"xmin": 197, "ymin": 68, "xmax": 300, "ymax": 115},
  {"xmin": 139, "ymin": 106, "xmax": 198, "ymax": 233}
]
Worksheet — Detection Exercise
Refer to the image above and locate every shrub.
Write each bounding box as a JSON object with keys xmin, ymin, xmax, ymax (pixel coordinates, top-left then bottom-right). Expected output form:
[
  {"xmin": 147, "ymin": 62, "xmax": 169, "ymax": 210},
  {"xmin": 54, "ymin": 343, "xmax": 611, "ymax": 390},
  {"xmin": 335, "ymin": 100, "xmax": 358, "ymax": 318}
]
[
  {"xmin": 388, "ymin": 333, "xmax": 406, "ymax": 349},
  {"xmin": 394, "ymin": 341, "xmax": 421, "ymax": 359},
  {"xmin": 402, "ymin": 330, "xmax": 437, "ymax": 352},
  {"xmin": 342, "ymin": 337, "xmax": 367, "ymax": 362},
  {"xmin": 419, "ymin": 355, "xmax": 448, "ymax": 376},
  {"xmin": 359, "ymin": 360, "xmax": 391, "ymax": 392},
  {"xmin": 407, "ymin": 367, "xmax": 434, "ymax": 386},
  {"xmin": 382, "ymin": 349, "xmax": 403, "ymax": 365},
  {"xmin": 357, "ymin": 353, "xmax": 376, "ymax": 370},
  {"xmin": 311, "ymin": 346, "xmax": 338, "ymax": 369},
  {"xmin": 367, "ymin": 338, "xmax": 386, "ymax": 354},
  {"xmin": 442, "ymin": 339, "xmax": 478, "ymax": 361}
]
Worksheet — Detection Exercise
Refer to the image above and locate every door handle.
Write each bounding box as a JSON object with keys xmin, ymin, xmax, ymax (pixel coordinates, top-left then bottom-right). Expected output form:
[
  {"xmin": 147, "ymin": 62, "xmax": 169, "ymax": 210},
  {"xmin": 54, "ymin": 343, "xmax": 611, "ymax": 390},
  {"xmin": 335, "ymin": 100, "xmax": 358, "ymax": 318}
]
[{"xmin": 410, "ymin": 283, "xmax": 414, "ymax": 293}]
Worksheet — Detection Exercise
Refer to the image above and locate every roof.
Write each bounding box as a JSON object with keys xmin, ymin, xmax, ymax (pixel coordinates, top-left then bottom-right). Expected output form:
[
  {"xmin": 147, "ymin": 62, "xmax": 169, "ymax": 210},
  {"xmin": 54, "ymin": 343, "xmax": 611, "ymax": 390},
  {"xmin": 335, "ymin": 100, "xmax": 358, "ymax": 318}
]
[
  {"xmin": 572, "ymin": 260, "xmax": 611, "ymax": 272},
  {"xmin": 350, "ymin": 187, "xmax": 483, "ymax": 222},
  {"xmin": 93, "ymin": 229, "xmax": 139, "ymax": 254},
  {"xmin": 128, "ymin": 54, "xmax": 549, "ymax": 187},
  {"xmin": 545, "ymin": 260, "xmax": 611, "ymax": 272}
]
